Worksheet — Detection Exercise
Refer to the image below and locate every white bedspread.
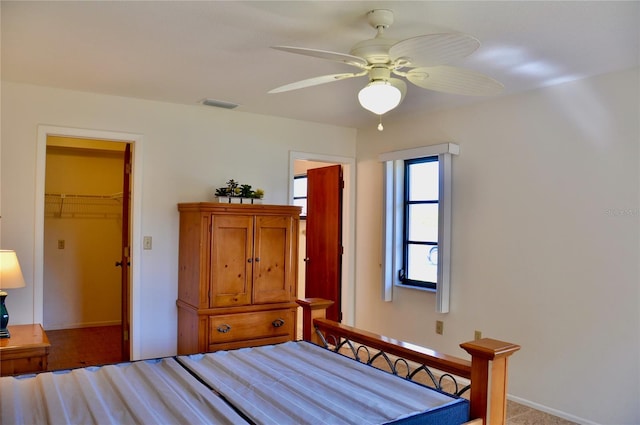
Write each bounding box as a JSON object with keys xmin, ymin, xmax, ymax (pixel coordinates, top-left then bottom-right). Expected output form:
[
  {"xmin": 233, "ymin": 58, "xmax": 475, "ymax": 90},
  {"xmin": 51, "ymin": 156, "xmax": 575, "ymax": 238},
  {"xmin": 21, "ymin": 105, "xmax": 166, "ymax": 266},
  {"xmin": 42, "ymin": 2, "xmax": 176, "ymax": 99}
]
[
  {"xmin": 0, "ymin": 358, "xmax": 244, "ymax": 425},
  {"xmin": 178, "ymin": 340, "xmax": 463, "ymax": 425}
]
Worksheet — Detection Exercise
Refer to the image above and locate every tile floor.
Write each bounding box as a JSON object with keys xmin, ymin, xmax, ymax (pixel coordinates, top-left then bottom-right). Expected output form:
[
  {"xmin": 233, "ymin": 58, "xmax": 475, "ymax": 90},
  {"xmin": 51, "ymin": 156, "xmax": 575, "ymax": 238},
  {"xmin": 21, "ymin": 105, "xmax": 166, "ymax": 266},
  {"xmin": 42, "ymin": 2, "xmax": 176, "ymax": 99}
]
[
  {"xmin": 46, "ymin": 327, "xmax": 576, "ymax": 424},
  {"xmin": 46, "ymin": 325, "xmax": 123, "ymax": 371}
]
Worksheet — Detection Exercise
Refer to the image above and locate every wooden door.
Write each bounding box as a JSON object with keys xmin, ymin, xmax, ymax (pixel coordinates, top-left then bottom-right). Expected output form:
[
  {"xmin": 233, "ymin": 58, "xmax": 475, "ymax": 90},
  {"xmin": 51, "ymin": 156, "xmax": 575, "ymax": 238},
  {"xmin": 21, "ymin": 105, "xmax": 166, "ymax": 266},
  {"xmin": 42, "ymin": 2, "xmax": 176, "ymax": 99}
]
[
  {"xmin": 120, "ymin": 143, "xmax": 131, "ymax": 361},
  {"xmin": 210, "ymin": 215, "xmax": 253, "ymax": 307},
  {"xmin": 253, "ymin": 215, "xmax": 295, "ymax": 304},
  {"xmin": 305, "ymin": 165, "xmax": 343, "ymax": 321}
]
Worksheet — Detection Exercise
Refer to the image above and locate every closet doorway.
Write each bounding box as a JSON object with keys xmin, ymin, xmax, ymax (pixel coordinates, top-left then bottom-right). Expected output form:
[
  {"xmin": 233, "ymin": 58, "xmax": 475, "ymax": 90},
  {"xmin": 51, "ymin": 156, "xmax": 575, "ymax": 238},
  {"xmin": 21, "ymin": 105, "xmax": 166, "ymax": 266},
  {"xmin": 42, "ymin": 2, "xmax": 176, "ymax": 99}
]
[{"xmin": 43, "ymin": 136, "xmax": 132, "ymax": 367}]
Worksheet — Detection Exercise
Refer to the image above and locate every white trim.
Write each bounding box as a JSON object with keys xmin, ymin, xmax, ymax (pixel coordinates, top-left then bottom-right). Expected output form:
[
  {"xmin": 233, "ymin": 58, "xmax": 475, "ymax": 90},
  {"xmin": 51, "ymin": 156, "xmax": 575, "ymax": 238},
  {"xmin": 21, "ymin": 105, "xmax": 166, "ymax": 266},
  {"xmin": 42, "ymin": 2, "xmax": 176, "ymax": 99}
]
[
  {"xmin": 289, "ymin": 151, "xmax": 356, "ymax": 326},
  {"xmin": 381, "ymin": 159, "xmax": 405, "ymax": 302},
  {"xmin": 381, "ymin": 161, "xmax": 394, "ymax": 302},
  {"xmin": 436, "ymin": 153, "xmax": 452, "ymax": 312},
  {"xmin": 378, "ymin": 143, "xmax": 459, "ymax": 162},
  {"xmin": 35, "ymin": 125, "xmax": 144, "ymax": 360}
]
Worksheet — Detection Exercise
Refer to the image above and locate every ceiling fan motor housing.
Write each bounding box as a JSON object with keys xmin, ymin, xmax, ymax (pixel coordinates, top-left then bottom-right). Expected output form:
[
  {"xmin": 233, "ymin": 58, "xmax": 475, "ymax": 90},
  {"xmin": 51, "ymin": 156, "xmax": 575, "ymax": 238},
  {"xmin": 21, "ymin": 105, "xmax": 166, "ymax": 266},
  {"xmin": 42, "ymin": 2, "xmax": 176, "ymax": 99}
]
[
  {"xmin": 350, "ymin": 9, "xmax": 396, "ymax": 64},
  {"xmin": 350, "ymin": 38, "xmax": 396, "ymax": 65},
  {"xmin": 368, "ymin": 66, "xmax": 392, "ymax": 82}
]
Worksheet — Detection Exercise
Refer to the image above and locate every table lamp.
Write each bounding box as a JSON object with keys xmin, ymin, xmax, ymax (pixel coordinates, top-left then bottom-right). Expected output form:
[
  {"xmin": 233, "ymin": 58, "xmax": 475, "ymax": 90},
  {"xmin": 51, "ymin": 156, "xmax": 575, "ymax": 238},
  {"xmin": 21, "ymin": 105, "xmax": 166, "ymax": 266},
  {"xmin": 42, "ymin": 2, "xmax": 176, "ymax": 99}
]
[{"xmin": 0, "ymin": 250, "xmax": 26, "ymax": 338}]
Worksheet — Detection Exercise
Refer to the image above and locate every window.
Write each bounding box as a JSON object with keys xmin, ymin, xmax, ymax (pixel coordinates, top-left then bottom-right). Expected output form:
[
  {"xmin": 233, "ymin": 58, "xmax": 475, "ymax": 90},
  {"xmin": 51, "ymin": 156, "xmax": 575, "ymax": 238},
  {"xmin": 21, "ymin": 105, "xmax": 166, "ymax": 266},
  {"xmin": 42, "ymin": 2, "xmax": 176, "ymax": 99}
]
[
  {"xmin": 379, "ymin": 143, "xmax": 458, "ymax": 313},
  {"xmin": 293, "ymin": 175, "xmax": 308, "ymax": 218},
  {"xmin": 401, "ymin": 157, "xmax": 439, "ymax": 289}
]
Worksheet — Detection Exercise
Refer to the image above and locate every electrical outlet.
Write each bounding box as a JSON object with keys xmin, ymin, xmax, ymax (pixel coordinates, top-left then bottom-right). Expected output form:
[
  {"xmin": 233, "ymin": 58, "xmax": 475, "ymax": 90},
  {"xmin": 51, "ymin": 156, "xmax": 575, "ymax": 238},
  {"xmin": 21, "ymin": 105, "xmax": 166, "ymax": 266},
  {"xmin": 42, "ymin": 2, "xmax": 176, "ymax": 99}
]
[
  {"xmin": 435, "ymin": 320, "xmax": 444, "ymax": 335},
  {"xmin": 57, "ymin": 240, "xmax": 65, "ymax": 249},
  {"xmin": 474, "ymin": 330, "xmax": 482, "ymax": 340},
  {"xmin": 143, "ymin": 236, "xmax": 152, "ymax": 250}
]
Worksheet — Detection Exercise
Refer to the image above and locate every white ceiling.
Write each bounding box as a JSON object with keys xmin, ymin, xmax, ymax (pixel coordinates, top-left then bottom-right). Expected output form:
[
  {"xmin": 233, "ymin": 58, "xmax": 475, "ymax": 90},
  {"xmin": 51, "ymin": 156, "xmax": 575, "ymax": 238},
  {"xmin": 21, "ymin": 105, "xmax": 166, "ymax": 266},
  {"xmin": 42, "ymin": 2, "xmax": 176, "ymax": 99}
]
[{"xmin": 2, "ymin": 1, "xmax": 638, "ymax": 129}]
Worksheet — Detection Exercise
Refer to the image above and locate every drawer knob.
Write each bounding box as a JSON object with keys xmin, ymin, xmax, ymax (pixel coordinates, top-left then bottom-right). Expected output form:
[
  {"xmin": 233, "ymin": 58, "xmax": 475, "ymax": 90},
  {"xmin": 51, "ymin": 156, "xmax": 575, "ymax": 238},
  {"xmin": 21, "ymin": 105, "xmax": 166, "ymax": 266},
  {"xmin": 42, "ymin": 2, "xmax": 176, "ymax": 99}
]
[
  {"xmin": 272, "ymin": 318, "xmax": 285, "ymax": 328},
  {"xmin": 217, "ymin": 324, "xmax": 232, "ymax": 333}
]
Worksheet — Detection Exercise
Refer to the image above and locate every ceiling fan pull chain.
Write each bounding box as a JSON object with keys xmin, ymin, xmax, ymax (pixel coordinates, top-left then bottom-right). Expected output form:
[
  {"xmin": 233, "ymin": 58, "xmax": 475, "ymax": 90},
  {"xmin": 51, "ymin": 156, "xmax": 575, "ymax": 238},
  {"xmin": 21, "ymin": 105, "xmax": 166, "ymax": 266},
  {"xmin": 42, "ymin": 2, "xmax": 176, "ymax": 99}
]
[{"xmin": 378, "ymin": 115, "xmax": 384, "ymax": 132}]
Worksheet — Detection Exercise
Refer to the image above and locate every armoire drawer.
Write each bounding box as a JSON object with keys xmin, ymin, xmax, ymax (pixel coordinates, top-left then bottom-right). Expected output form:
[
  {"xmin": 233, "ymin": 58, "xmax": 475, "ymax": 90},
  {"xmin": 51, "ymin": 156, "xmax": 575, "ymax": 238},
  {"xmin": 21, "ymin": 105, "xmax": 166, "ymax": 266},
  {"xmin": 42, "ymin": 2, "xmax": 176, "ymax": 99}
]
[{"xmin": 208, "ymin": 309, "xmax": 294, "ymax": 344}]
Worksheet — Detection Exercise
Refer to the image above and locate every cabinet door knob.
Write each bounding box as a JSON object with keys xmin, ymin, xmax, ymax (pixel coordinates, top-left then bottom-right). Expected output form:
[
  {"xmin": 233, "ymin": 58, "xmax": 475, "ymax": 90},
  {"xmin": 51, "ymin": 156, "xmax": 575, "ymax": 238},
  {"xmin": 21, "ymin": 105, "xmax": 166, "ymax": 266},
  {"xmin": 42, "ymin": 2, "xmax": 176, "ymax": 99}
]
[
  {"xmin": 272, "ymin": 318, "xmax": 285, "ymax": 328},
  {"xmin": 217, "ymin": 324, "xmax": 231, "ymax": 333},
  {"xmin": 255, "ymin": 257, "xmax": 260, "ymax": 262},
  {"xmin": 247, "ymin": 258, "xmax": 253, "ymax": 263}
]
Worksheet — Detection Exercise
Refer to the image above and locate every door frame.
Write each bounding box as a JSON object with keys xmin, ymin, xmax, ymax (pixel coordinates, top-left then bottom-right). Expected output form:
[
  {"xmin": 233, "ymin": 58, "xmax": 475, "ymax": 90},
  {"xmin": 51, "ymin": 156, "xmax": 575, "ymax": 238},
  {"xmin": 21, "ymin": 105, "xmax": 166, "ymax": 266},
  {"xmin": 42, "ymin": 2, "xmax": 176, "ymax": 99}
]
[
  {"xmin": 289, "ymin": 151, "xmax": 356, "ymax": 326},
  {"xmin": 35, "ymin": 125, "xmax": 144, "ymax": 359}
]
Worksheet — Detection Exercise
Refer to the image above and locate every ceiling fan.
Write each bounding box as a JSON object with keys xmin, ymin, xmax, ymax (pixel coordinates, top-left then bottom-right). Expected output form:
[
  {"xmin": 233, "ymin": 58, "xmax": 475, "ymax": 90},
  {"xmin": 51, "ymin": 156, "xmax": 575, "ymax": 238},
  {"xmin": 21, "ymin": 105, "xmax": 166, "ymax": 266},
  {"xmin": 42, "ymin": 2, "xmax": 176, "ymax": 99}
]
[{"xmin": 269, "ymin": 9, "xmax": 503, "ymax": 129}]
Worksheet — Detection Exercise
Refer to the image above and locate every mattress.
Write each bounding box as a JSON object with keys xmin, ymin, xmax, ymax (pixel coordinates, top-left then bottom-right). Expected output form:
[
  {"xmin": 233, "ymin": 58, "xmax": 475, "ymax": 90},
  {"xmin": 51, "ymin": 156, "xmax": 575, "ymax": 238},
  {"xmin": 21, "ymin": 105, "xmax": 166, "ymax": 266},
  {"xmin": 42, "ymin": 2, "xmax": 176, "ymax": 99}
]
[
  {"xmin": 1, "ymin": 340, "xmax": 469, "ymax": 425},
  {"xmin": 178, "ymin": 340, "xmax": 469, "ymax": 425},
  {"xmin": 0, "ymin": 357, "xmax": 244, "ymax": 424}
]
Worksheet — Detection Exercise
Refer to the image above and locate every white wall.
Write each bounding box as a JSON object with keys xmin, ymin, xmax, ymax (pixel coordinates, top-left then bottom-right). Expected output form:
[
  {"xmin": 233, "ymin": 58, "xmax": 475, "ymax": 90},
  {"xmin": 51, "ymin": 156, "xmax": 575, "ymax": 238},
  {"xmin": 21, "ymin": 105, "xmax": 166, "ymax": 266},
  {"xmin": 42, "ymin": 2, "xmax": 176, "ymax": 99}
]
[
  {"xmin": 354, "ymin": 68, "xmax": 639, "ymax": 425},
  {"xmin": 0, "ymin": 81, "xmax": 356, "ymax": 359}
]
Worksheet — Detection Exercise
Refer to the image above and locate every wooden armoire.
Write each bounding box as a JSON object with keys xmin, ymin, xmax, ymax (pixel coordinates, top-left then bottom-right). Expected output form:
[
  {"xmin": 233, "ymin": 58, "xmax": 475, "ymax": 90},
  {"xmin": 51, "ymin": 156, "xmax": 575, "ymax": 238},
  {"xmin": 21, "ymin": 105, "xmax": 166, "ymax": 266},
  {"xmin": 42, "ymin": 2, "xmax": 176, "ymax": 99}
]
[{"xmin": 176, "ymin": 203, "xmax": 301, "ymax": 355}]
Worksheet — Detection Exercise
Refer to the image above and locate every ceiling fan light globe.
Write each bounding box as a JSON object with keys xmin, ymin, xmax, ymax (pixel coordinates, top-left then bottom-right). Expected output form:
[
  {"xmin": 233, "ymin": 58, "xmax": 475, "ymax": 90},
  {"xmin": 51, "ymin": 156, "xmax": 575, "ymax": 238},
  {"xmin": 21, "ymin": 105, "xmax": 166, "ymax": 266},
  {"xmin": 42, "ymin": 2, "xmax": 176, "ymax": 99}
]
[{"xmin": 358, "ymin": 81, "xmax": 401, "ymax": 115}]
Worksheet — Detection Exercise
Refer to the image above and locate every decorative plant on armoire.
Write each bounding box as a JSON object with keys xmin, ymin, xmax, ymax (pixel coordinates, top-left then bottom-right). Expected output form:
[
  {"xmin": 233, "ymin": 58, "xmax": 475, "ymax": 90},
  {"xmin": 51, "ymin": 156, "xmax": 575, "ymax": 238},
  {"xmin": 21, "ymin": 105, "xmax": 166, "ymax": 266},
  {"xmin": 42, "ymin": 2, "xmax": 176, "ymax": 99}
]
[{"xmin": 215, "ymin": 179, "xmax": 264, "ymax": 204}]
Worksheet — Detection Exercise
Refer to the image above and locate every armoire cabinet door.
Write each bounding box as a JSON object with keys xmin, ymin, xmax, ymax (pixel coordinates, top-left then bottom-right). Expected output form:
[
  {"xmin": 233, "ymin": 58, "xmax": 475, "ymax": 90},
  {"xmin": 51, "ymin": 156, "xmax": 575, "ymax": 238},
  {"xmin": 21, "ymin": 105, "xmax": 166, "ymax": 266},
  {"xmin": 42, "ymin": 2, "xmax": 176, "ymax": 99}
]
[
  {"xmin": 252, "ymin": 215, "xmax": 295, "ymax": 304},
  {"xmin": 210, "ymin": 215, "xmax": 253, "ymax": 307}
]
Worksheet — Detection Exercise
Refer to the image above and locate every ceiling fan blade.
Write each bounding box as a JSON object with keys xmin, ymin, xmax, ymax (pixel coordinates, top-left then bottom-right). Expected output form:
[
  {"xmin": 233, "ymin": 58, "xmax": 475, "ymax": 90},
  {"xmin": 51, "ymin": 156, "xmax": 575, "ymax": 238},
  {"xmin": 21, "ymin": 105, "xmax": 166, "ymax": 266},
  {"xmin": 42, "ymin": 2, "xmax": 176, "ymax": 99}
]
[
  {"xmin": 269, "ymin": 72, "xmax": 365, "ymax": 94},
  {"xmin": 390, "ymin": 34, "xmax": 480, "ymax": 68},
  {"xmin": 406, "ymin": 66, "xmax": 504, "ymax": 96},
  {"xmin": 272, "ymin": 46, "xmax": 368, "ymax": 68}
]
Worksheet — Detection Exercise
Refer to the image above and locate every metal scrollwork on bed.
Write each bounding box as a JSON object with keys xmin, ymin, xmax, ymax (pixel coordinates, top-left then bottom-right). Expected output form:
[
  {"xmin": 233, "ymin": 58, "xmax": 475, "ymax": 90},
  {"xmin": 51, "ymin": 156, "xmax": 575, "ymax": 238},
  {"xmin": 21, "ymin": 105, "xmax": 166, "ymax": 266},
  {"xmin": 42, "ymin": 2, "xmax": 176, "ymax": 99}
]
[
  {"xmin": 297, "ymin": 298, "xmax": 520, "ymax": 425},
  {"xmin": 315, "ymin": 327, "xmax": 471, "ymax": 397}
]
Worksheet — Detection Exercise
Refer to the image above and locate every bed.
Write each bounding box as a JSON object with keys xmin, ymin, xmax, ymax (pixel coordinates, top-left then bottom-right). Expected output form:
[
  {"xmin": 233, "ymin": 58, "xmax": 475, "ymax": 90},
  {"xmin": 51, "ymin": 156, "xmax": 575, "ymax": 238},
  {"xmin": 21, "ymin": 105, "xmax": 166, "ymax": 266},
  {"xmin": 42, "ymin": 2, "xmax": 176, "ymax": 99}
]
[{"xmin": 0, "ymin": 299, "xmax": 519, "ymax": 425}]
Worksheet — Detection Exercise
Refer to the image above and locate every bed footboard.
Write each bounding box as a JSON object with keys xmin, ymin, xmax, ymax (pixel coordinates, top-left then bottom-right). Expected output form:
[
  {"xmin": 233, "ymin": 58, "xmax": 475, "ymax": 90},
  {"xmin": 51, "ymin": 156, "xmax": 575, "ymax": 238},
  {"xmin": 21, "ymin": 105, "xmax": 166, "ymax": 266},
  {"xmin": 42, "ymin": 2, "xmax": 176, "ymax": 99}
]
[{"xmin": 297, "ymin": 298, "xmax": 520, "ymax": 425}]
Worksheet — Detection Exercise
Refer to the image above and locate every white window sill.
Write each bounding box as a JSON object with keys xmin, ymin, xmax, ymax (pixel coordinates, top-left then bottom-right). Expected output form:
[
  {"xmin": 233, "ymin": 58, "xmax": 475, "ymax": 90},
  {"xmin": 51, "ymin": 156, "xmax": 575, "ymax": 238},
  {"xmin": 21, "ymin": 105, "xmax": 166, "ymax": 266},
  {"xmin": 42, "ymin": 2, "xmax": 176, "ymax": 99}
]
[{"xmin": 394, "ymin": 283, "xmax": 437, "ymax": 294}]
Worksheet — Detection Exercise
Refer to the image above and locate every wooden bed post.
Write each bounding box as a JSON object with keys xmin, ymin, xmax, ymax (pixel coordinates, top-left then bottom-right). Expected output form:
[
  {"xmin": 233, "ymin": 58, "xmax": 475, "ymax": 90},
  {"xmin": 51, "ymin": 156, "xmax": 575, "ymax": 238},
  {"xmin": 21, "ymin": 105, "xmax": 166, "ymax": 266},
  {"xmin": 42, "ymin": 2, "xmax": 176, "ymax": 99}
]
[
  {"xmin": 460, "ymin": 338, "xmax": 521, "ymax": 425},
  {"xmin": 296, "ymin": 298, "xmax": 334, "ymax": 345}
]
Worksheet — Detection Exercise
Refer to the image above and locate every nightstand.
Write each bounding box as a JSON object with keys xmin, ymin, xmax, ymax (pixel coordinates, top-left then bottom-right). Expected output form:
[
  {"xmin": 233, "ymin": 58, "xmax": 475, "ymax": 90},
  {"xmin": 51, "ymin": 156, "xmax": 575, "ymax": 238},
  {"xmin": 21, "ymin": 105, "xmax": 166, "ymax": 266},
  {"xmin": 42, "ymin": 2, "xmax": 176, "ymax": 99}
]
[{"xmin": 0, "ymin": 324, "xmax": 50, "ymax": 376}]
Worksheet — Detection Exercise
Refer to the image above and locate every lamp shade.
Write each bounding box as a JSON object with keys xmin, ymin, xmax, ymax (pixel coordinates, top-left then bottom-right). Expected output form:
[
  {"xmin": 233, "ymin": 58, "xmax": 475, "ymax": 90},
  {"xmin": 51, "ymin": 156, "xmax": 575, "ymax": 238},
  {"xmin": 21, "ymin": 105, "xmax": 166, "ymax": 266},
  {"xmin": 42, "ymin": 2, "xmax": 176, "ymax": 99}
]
[
  {"xmin": 0, "ymin": 250, "xmax": 26, "ymax": 290},
  {"xmin": 358, "ymin": 81, "xmax": 402, "ymax": 115}
]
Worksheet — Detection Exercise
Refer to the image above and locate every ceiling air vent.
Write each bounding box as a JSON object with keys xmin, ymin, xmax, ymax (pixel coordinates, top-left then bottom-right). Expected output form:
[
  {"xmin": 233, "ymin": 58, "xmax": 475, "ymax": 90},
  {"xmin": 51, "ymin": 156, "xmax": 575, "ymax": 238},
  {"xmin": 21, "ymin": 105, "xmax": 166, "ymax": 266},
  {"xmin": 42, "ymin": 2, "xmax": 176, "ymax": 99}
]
[{"xmin": 200, "ymin": 98, "xmax": 239, "ymax": 110}]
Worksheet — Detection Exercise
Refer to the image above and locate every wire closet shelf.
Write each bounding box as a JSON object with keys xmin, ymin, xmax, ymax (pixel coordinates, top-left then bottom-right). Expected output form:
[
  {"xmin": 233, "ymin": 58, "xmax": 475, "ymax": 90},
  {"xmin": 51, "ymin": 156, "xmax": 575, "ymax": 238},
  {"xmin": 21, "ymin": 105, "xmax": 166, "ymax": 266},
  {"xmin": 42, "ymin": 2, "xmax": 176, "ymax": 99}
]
[{"xmin": 44, "ymin": 192, "xmax": 124, "ymax": 219}]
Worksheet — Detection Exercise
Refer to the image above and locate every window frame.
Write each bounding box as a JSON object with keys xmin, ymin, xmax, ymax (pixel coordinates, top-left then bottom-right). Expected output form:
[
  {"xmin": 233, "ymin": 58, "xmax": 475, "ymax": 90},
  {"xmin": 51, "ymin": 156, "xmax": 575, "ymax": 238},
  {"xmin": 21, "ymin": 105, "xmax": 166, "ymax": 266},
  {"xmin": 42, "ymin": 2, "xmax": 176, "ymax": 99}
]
[
  {"xmin": 401, "ymin": 156, "xmax": 440, "ymax": 290},
  {"xmin": 379, "ymin": 143, "xmax": 458, "ymax": 313},
  {"xmin": 293, "ymin": 174, "xmax": 308, "ymax": 219}
]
